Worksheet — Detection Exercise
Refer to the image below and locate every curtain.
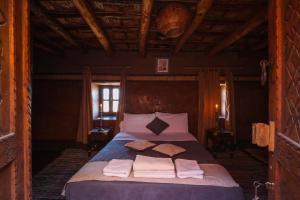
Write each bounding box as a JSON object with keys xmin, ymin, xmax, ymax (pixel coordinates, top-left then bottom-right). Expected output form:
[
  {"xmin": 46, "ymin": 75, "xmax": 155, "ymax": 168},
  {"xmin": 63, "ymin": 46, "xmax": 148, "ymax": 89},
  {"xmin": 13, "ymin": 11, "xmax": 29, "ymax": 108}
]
[
  {"xmin": 76, "ymin": 67, "xmax": 93, "ymax": 144},
  {"xmin": 197, "ymin": 70, "xmax": 220, "ymax": 144},
  {"xmin": 225, "ymin": 70, "xmax": 236, "ymax": 143},
  {"xmin": 114, "ymin": 71, "xmax": 127, "ymax": 134}
]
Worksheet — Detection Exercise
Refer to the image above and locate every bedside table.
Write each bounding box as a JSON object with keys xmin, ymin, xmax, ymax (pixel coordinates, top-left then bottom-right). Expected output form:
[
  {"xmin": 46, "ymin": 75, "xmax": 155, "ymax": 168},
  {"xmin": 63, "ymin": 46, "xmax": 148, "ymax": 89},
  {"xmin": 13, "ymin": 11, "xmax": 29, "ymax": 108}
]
[
  {"xmin": 206, "ymin": 129, "xmax": 235, "ymax": 158},
  {"xmin": 88, "ymin": 127, "xmax": 113, "ymax": 156}
]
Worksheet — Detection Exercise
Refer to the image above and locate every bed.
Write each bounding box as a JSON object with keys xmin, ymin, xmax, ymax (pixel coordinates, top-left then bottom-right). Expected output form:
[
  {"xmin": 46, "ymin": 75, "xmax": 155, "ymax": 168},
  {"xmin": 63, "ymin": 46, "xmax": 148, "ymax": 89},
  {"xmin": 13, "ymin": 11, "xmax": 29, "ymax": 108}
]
[{"xmin": 64, "ymin": 113, "xmax": 244, "ymax": 200}]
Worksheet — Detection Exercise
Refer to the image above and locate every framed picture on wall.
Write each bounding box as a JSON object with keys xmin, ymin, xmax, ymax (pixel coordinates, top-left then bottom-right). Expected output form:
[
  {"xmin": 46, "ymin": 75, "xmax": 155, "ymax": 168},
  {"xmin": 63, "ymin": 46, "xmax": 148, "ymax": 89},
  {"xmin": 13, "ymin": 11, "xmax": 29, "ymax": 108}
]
[{"xmin": 156, "ymin": 58, "xmax": 169, "ymax": 73}]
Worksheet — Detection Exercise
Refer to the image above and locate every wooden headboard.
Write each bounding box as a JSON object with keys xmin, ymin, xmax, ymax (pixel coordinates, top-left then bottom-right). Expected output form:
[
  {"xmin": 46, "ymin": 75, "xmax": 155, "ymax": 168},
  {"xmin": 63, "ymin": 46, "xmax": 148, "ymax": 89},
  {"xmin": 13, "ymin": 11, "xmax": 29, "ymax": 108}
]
[{"xmin": 125, "ymin": 81, "xmax": 199, "ymax": 136}]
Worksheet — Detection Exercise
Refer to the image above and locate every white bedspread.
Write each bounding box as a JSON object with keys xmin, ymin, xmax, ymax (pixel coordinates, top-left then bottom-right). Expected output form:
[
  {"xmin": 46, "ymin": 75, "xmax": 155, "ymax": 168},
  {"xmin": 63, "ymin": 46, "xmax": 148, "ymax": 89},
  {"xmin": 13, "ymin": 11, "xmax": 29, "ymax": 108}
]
[{"xmin": 113, "ymin": 132, "xmax": 197, "ymax": 141}]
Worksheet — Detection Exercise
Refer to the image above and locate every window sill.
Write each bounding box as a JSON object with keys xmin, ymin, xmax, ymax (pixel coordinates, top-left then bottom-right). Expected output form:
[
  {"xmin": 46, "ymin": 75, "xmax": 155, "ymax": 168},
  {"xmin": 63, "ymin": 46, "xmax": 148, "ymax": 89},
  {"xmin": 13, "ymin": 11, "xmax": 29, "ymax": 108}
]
[{"xmin": 96, "ymin": 116, "xmax": 117, "ymax": 121}]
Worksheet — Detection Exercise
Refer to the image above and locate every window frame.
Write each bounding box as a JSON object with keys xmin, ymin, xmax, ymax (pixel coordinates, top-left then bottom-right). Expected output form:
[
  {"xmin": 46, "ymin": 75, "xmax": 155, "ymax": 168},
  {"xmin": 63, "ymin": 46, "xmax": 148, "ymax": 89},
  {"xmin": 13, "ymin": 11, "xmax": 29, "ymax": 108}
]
[{"xmin": 99, "ymin": 86, "xmax": 120, "ymax": 116}]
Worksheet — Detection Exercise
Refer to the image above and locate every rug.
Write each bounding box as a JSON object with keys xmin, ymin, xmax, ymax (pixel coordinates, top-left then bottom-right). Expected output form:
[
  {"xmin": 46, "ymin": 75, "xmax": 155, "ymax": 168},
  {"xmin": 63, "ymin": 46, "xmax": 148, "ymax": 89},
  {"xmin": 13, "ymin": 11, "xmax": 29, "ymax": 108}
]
[
  {"xmin": 216, "ymin": 151, "xmax": 268, "ymax": 200},
  {"xmin": 32, "ymin": 148, "xmax": 89, "ymax": 200},
  {"xmin": 32, "ymin": 148, "xmax": 267, "ymax": 200}
]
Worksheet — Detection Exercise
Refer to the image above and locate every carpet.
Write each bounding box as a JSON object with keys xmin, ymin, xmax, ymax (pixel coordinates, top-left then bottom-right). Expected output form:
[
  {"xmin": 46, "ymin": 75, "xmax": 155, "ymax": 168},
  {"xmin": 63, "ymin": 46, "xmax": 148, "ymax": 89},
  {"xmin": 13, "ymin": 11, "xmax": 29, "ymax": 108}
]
[
  {"xmin": 32, "ymin": 148, "xmax": 267, "ymax": 200},
  {"xmin": 32, "ymin": 148, "xmax": 89, "ymax": 200}
]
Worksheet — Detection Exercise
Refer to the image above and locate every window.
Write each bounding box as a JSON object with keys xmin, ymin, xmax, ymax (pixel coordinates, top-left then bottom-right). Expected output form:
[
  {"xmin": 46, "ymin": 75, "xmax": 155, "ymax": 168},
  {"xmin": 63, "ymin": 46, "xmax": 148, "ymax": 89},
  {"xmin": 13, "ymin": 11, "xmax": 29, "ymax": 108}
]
[{"xmin": 100, "ymin": 87, "xmax": 120, "ymax": 114}]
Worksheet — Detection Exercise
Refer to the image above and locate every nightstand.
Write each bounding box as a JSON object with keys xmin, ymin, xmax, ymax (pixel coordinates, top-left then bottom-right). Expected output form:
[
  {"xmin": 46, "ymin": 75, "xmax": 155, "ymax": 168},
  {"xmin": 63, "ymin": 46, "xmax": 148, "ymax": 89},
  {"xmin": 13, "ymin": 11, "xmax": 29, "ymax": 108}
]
[
  {"xmin": 206, "ymin": 129, "xmax": 235, "ymax": 158},
  {"xmin": 88, "ymin": 127, "xmax": 113, "ymax": 156}
]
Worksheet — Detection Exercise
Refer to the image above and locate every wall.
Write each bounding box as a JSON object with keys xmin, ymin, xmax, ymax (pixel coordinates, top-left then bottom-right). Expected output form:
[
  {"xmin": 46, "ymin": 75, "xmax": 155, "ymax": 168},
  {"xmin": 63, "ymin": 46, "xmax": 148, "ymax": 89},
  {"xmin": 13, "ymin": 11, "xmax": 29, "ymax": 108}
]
[
  {"xmin": 32, "ymin": 50, "xmax": 268, "ymax": 142},
  {"xmin": 33, "ymin": 50, "xmax": 266, "ymax": 75},
  {"xmin": 125, "ymin": 81, "xmax": 199, "ymax": 136},
  {"xmin": 32, "ymin": 80, "xmax": 82, "ymax": 141},
  {"xmin": 234, "ymin": 81, "xmax": 269, "ymax": 145}
]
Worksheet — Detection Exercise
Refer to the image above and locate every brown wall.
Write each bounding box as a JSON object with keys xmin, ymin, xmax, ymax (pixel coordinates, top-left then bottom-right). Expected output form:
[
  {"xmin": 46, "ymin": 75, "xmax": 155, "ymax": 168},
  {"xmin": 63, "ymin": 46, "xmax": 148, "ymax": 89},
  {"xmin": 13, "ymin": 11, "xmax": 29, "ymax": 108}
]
[
  {"xmin": 32, "ymin": 50, "xmax": 268, "ymax": 142},
  {"xmin": 32, "ymin": 80, "xmax": 82, "ymax": 141},
  {"xmin": 234, "ymin": 81, "xmax": 269, "ymax": 144},
  {"xmin": 33, "ymin": 50, "xmax": 266, "ymax": 75},
  {"xmin": 125, "ymin": 81, "xmax": 199, "ymax": 136}
]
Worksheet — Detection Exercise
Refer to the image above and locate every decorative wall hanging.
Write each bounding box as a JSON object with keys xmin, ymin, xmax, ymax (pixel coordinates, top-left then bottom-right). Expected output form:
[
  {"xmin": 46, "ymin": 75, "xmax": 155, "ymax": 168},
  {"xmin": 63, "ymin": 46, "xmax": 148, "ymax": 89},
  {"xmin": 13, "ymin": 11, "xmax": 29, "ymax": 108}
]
[
  {"xmin": 259, "ymin": 60, "xmax": 272, "ymax": 86},
  {"xmin": 156, "ymin": 58, "xmax": 169, "ymax": 73}
]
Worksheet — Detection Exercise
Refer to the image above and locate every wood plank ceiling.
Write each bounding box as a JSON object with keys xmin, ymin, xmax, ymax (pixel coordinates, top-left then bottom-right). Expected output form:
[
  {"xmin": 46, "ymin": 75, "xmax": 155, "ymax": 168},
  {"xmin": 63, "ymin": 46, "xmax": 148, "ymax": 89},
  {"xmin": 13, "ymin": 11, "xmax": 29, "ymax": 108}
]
[{"xmin": 31, "ymin": 0, "xmax": 268, "ymax": 55}]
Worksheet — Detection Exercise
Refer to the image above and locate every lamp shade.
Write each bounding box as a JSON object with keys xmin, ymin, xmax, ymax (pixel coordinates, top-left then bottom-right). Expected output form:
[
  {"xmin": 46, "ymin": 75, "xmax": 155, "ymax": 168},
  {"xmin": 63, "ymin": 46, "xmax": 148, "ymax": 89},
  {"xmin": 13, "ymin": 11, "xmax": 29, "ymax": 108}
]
[{"xmin": 156, "ymin": 3, "xmax": 191, "ymax": 38}]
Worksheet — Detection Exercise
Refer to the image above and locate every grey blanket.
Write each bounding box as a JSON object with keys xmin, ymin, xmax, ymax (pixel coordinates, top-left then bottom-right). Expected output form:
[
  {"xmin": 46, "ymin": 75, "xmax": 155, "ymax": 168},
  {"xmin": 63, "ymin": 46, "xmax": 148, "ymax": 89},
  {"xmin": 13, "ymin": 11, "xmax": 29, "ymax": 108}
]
[{"xmin": 65, "ymin": 140, "xmax": 244, "ymax": 200}]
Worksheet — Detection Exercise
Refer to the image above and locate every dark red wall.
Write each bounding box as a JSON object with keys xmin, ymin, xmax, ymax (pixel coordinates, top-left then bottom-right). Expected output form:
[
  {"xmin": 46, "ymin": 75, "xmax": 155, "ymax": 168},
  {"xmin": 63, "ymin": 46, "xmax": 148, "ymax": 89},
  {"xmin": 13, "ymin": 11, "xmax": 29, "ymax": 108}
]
[
  {"xmin": 234, "ymin": 81, "xmax": 269, "ymax": 144},
  {"xmin": 32, "ymin": 80, "xmax": 82, "ymax": 141},
  {"xmin": 32, "ymin": 50, "xmax": 268, "ymax": 142},
  {"xmin": 33, "ymin": 50, "xmax": 265, "ymax": 75},
  {"xmin": 125, "ymin": 81, "xmax": 199, "ymax": 136}
]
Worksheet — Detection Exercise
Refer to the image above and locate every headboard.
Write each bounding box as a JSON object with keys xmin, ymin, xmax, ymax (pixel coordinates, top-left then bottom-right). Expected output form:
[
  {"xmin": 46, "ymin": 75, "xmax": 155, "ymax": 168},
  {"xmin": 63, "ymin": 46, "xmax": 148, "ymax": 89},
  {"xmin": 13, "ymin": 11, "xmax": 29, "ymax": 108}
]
[{"xmin": 125, "ymin": 81, "xmax": 199, "ymax": 136}]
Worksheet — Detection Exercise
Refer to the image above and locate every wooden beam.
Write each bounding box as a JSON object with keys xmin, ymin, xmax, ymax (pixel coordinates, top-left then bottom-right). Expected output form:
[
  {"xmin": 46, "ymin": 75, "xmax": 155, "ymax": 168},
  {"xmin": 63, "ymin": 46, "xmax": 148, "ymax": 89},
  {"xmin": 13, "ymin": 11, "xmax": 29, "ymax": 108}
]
[
  {"xmin": 173, "ymin": 0, "xmax": 214, "ymax": 54},
  {"xmin": 31, "ymin": 1, "xmax": 79, "ymax": 47},
  {"xmin": 209, "ymin": 10, "xmax": 267, "ymax": 55},
  {"xmin": 72, "ymin": 0, "xmax": 112, "ymax": 55},
  {"xmin": 139, "ymin": 0, "xmax": 154, "ymax": 56},
  {"xmin": 33, "ymin": 74, "xmax": 261, "ymax": 82}
]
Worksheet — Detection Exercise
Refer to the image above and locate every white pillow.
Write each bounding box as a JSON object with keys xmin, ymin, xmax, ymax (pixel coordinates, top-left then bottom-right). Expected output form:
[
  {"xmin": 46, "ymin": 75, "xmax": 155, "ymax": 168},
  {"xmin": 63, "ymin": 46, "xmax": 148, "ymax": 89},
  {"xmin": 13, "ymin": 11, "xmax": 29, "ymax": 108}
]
[
  {"xmin": 122, "ymin": 113, "xmax": 155, "ymax": 133},
  {"xmin": 155, "ymin": 112, "xmax": 189, "ymax": 134}
]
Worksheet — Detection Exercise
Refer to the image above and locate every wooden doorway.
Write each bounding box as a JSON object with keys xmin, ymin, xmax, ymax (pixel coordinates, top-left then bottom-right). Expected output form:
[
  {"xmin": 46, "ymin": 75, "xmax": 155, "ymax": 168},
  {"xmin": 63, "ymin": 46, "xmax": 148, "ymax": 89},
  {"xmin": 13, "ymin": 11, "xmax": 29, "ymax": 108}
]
[
  {"xmin": 0, "ymin": 1, "xmax": 31, "ymax": 200},
  {"xmin": 269, "ymin": 0, "xmax": 300, "ymax": 199}
]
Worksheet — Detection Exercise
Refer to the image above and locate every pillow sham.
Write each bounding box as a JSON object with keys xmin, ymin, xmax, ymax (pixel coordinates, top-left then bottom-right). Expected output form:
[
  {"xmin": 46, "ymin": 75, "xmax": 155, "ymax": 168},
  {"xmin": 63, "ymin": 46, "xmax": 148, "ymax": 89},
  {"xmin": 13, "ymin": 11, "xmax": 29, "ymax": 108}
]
[
  {"xmin": 155, "ymin": 112, "xmax": 189, "ymax": 134},
  {"xmin": 152, "ymin": 143, "xmax": 186, "ymax": 157},
  {"xmin": 122, "ymin": 113, "xmax": 155, "ymax": 133},
  {"xmin": 125, "ymin": 140, "xmax": 156, "ymax": 151},
  {"xmin": 146, "ymin": 117, "xmax": 169, "ymax": 135}
]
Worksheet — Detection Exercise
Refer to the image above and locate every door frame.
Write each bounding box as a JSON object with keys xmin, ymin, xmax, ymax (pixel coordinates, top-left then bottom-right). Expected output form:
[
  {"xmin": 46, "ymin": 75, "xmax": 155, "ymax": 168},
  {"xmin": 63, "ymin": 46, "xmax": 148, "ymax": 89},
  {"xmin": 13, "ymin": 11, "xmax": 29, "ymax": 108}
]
[
  {"xmin": 268, "ymin": 0, "xmax": 283, "ymax": 199},
  {"xmin": 0, "ymin": 0, "xmax": 31, "ymax": 199},
  {"xmin": 269, "ymin": 0, "xmax": 300, "ymax": 199},
  {"xmin": 15, "ymin": 1, "xmax": 31, "ymax": 199}
]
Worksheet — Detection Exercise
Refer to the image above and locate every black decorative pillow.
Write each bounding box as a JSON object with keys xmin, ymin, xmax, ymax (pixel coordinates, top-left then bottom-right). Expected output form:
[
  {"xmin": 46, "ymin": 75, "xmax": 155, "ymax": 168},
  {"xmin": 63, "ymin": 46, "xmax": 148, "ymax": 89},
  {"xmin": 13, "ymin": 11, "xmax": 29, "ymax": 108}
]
[{"xmin": 146, "ymin": 117, "xmax": 169, "ymax": 135}]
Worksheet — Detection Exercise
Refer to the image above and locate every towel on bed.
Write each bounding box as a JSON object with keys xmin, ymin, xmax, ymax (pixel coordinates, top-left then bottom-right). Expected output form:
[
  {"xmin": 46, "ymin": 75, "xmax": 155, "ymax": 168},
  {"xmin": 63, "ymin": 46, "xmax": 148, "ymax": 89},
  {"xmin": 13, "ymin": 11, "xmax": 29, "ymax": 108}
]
[
  {"xmin": 175, "ymin": 159, "xmax": 204, "ymax": 179},
  {"xmin": 103, "ymin": 159, "xmax": 133, "ymax": 178},
  {"xmin": 133, "ymin": 155, "xmax": 175, "ymax": 178},
  {"xmin": 133, "ymin": 171, "xmax": 176, "ymax": 178},
  {"xmin": 133, "ymin": 155, "xmax": 175, "ymax": 171}
]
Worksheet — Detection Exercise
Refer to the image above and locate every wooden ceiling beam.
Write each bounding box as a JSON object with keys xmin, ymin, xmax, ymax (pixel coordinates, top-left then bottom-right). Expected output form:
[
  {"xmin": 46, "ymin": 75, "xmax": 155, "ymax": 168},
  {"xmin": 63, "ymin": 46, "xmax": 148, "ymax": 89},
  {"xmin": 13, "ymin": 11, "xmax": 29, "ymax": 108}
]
[
  {"xmin": 209, "ymin": 10, "xmax": 267, "ymax": 55},
  {"xmin": 139, "ymin": 0, "xmax": 154, "ymax": 56},
  {"xmin": 72, "ymin": 0, "xmax": 112, "ymax": 55},
  {"xmin": 173, "ymin": 0, "xmax": 214, "ymax": 54},
  {"xmin": 31, "ymin": 2, "xmax": 79, "ymax": 47}
]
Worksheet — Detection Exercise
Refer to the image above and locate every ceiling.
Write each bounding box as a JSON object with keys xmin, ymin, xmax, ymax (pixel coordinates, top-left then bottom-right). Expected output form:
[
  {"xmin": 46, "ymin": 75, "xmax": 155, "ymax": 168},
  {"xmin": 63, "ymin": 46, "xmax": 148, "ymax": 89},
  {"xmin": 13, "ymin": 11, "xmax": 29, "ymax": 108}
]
[{"xmin": 31, "ymin": 0, "xmax": 268, "ymax": 55}]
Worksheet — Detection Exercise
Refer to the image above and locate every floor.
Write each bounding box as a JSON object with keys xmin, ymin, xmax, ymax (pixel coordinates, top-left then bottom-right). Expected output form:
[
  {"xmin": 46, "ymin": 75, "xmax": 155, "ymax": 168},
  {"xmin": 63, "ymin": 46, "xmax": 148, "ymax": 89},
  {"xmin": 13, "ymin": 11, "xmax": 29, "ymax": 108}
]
[{"xmin": 32, "ymin": 145, "xmax": 268, "ymax": 200}]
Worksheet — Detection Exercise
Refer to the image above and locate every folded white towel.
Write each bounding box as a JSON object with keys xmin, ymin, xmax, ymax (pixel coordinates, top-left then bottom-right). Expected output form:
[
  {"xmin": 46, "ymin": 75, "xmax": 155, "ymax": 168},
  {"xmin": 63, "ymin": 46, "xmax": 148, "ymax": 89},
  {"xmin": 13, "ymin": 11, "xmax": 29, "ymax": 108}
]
[
  {"xmin": 133, "ymin": 155, "xmax": 175, "ymax": 171},
  {"xmin": 134, "ymin": 171, "xmax": 176, "ymax": 178},
  {"xmin": 103, "ymin": 159, "xmax": 133, "ymax": 178},
  {"xmin": 175, "ymin": 159, "xmax": 204, "ymax": 179}
]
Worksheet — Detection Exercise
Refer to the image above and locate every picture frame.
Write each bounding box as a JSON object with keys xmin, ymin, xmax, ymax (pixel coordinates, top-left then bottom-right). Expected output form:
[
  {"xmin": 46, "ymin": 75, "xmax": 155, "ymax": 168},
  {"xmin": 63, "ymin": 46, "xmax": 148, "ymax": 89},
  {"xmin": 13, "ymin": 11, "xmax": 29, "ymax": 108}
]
[{"xmin": 156, "ymin": 58, "xmax": 169, "ymax": 73}]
